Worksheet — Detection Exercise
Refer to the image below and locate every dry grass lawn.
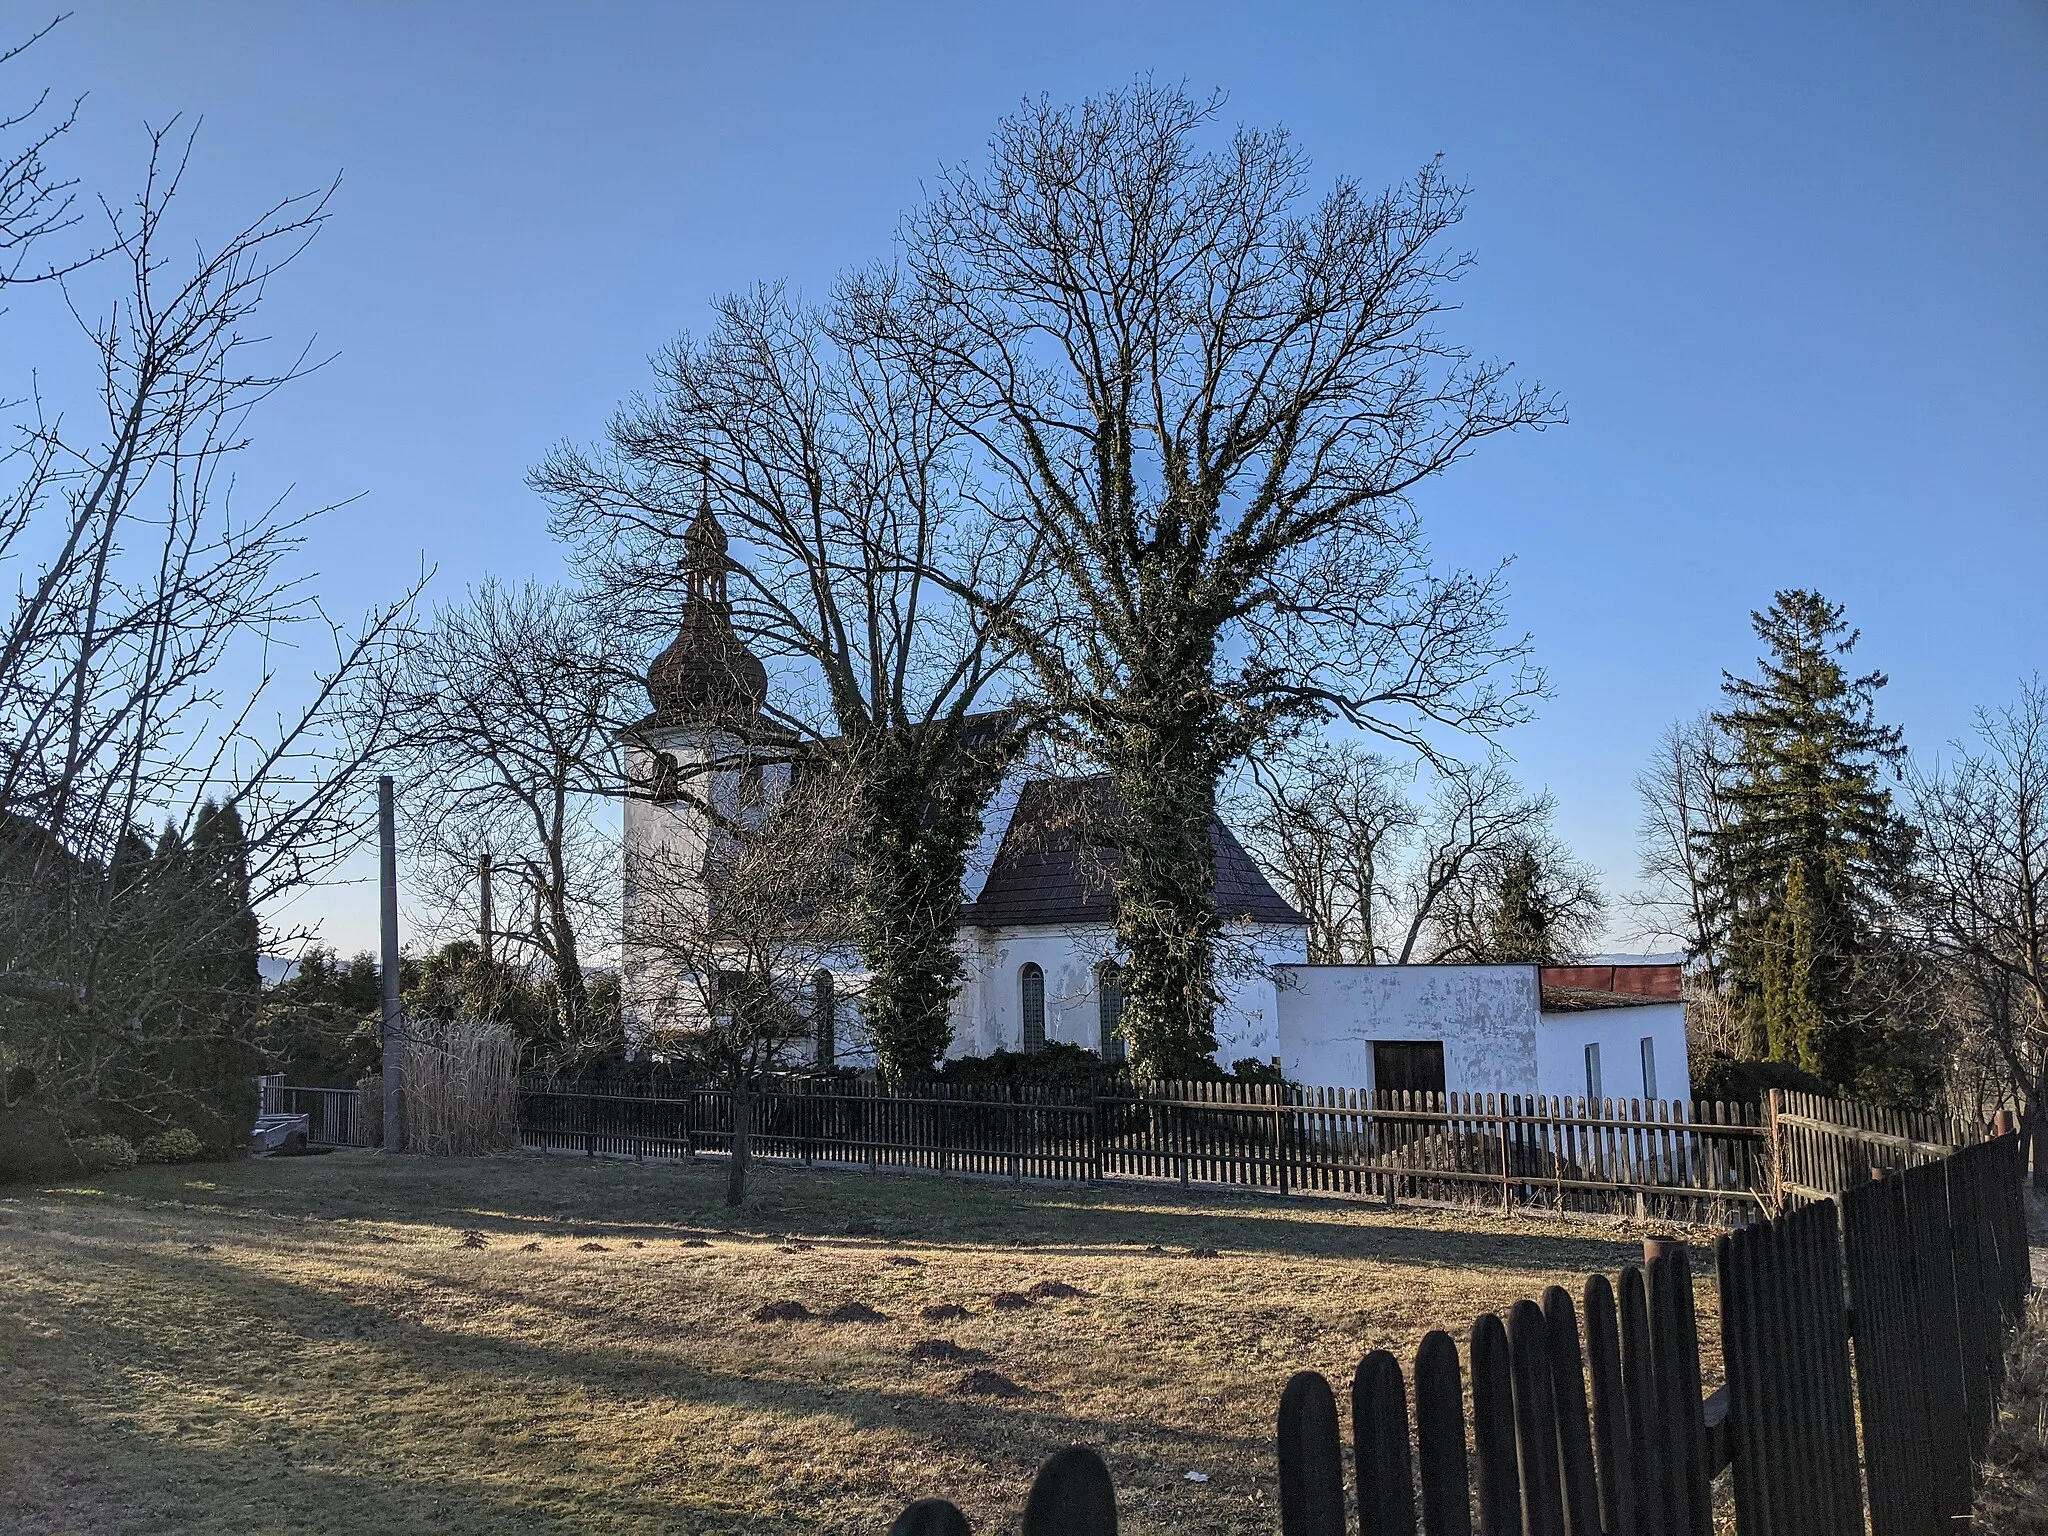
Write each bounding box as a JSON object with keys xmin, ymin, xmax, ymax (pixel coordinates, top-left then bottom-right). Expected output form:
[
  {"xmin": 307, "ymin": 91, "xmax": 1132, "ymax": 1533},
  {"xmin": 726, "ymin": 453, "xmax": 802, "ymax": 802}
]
[{"xmin": 0, "ymin": 1149, "xmax": 1723, "ymax": 1534}]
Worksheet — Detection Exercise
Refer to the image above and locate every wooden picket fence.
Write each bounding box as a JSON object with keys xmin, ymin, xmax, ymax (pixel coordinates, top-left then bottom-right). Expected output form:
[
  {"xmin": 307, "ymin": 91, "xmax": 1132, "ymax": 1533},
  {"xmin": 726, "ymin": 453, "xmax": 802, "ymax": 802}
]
[
  {"xmin": 517, "ymin": 1073, "xmax": 1773, "ymax": 1225},
  {"xmin": 889, "ymin": 1129, "xmax": 2033, "ymax": 1535},
  {"xmin": 1769, "ymin": 1088, "xmax": 1959, "ymax": 1205}
]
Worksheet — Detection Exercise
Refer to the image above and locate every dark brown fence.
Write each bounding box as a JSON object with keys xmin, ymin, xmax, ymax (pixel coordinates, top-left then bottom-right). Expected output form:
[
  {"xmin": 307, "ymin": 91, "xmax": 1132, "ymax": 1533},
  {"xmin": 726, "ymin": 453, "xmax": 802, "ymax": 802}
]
[
  {"xmin": 888, "ymin": 1131, "xmax": 2032, "ymax": 1535},
  {"xmin": 522, "ymin": 1078, "xmax": 1101, "ymax": 1183},
  {"xmin": 518, "ymin": 1074, "xmax": 1771, "ymax": 1223}
]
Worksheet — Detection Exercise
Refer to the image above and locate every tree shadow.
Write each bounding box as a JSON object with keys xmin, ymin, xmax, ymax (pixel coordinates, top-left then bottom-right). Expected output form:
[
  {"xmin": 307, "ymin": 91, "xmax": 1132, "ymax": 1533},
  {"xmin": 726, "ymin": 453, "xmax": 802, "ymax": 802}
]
[
  {"xmin": 62, "ymin": 1151, "xmax": 1681, "ymax": 1277},
  {"xmin": 1, "ymin": 1232, "xmax": 1271, "ymax": 1532}
]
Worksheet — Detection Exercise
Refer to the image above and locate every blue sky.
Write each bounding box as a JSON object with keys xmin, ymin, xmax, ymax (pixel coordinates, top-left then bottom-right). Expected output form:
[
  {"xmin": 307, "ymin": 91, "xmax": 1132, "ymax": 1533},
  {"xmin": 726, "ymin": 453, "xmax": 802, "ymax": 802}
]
[{"xmin": 14, "ymin": 2, "xmax": 2046, "ymax": 954}]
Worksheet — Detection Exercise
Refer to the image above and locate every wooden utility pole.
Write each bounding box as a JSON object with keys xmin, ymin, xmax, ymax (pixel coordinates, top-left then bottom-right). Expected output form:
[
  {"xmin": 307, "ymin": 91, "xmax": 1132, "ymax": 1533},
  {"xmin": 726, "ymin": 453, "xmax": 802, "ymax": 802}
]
[
  {"xmin": 379, "ymin": 775, "xmax": 404, "ymax": 1153},
  {"xmin": 478, "ymin": 852, "xmax": 493, "ymax": 966}
]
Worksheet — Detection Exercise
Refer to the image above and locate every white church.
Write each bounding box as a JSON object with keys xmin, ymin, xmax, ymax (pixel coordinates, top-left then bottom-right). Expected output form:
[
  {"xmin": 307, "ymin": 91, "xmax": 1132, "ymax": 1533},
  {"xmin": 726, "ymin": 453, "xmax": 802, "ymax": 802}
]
[{"xmin": 620, "ymin": 504, "xmax": 1692, "ymax": 1106}]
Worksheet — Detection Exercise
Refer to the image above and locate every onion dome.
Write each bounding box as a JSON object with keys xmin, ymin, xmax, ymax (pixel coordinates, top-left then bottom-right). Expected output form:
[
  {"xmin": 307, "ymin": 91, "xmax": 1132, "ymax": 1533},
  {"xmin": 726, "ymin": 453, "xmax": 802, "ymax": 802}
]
[{"xmin": 645, "ymin": 487, "xmax": 767, "ymax": 726}]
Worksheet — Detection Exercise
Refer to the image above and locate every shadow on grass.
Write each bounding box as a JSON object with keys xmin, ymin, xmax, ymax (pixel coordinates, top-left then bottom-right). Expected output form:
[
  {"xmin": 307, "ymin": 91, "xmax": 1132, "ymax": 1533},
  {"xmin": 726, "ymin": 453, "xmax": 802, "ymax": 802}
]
[
  {"xmin": 1, "ymin": 1230, "xmax": 1266, "ymax": 1532},
  {"xmin": 44, "ymin": 1150, "xmax": 1672, "ymax": 1278}
]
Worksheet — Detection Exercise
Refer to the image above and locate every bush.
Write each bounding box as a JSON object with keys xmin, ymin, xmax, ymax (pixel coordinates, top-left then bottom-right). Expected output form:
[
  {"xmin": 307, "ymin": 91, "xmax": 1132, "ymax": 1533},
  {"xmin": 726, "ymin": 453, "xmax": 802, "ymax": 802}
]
[
  {"xmin": 931, "ymin": 1042, "xmax": 1121, "ymax": 1088},
  {"xmin": 138, "ymin": 1127, "xmax": 206, "ymax": 1164},
  {"xmin": 1229, "ymin": 1057, "xmax": 1287, "ymax": 1085},
  {"xmin": 71, "ymin": 1133, "xmax": 137, "ymax": 1172},
  {"xmin": 1693, "ymin": 1052, "xmax": 1837, "ymax": 1106}
]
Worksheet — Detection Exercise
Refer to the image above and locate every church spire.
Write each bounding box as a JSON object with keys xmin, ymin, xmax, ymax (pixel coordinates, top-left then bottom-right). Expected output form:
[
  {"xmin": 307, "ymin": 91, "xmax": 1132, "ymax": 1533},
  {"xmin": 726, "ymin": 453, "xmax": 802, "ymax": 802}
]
[
  {"xmin": 644, "ymin": 463, "xmax": 767, "ymax": 726},
  {"xmin": 683, "ymin": 461, "xmax": 729, "ymax": 606}
]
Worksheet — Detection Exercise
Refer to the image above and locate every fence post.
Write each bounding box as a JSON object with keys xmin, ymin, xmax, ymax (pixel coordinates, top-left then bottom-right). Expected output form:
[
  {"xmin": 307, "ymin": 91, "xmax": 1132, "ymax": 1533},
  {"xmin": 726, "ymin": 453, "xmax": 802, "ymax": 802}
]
[
  {"xmin": 1275, "ymin": 1089, "xmax": 1290, "ymax": 1198},
  {"xmin": 1089, "ymin": 1090, "xmax": 1103, "ymax": 1182},
  {"xmin": 1498, "ymin": 1096, "xmax": 1514, "ymax": 1214},
  {"xmin": 1008, "ymin": 1086, "xmax": 1019, "ymax": 1183},
  {"xmin": 1764, "ymin": 1089, "xmax": 1785, "ymax": 1211}
]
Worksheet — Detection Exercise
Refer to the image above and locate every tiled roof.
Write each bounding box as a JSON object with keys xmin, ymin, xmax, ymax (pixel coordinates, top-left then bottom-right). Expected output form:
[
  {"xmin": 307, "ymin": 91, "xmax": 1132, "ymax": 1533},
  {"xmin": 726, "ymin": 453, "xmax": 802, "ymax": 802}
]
[
  {"xmin": 1539, "ymin": 963, "xmax": 1684, "ymax": 1012},
  {"xmin": 960, "ymin": 776, "xmax": 1305, "ymax": 928}
]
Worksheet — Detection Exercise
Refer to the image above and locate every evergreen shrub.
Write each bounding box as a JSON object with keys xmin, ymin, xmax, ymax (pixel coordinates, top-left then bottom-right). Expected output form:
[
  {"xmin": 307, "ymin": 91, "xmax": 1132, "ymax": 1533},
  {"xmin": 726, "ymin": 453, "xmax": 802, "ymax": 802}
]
[
  {"xmin": 72, "ymin": 1133, "xmax": 137, "ymax": 1172},
  {"xmin": 931, "ymin": 1042, "xmax": 1121, "ymax": 1089},
  {"xmin": 1694, "ymin": 1051, "xmax": 1836, "ymax": 1107},
  {"xmin": 138, "ymin": 1127, "xmax": 206, "ymax": 1163}
]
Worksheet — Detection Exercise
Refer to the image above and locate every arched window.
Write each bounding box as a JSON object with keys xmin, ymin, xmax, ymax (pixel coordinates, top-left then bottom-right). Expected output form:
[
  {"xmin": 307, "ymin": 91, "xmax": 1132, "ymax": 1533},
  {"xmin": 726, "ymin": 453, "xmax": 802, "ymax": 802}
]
[
  {"xmin": 1019, "ymin": 963, "xmax": 1045, "ymax": 1053},
  {"xmin": 813, "ymin": 970, "xmax": 836, "ymax": 1068},
  {"xmin": 1097, "ymin": 961, "xmax": 1126, "ymax": 1064}
]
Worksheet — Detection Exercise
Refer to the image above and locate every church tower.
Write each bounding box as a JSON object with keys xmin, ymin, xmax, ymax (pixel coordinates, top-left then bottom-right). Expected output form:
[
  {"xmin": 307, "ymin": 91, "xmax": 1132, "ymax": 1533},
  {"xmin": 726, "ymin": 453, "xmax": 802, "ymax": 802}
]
[{"xmin": 619, "ymin": 485, "xmax": 771, "ymax": 1032}]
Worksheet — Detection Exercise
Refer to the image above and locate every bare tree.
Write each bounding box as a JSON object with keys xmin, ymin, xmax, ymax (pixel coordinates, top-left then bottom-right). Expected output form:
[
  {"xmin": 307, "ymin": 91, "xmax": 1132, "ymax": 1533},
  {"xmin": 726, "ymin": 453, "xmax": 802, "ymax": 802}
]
[
  {"xmin": 540, "ymin": 281, "xmax": 1036, "ymax": 1078},
  {"xmin": 370, "ymin": 581, "xmax": 630, "ymax": 1057},
  {"xmin": 894, "ymin": 81, "xmax": 1557, "ymax": 1071},
  {"xmin": 1420, "ymin": 834, "xmax": 1605, "ymax": 966},
  {"xmin": 0, "ymin": 19, "xmax": 95, "ymax": 292},
  {"xmin": 0, "ymin": 47, "xmax": 415, "ymax": 1162},
  {"xmin": 627, "ymin": 755, "xmax": 857, "ymax": 1205},
  {"xmin": 1384, "ymin": 761, "xmax": 1558, "ymax": 964},
  {"xmin": 1232, "ymin": 737, "xmax": 1416, "ymax": 963},
  {"xmin": 1913, "ymin": 679, "xmax": 2048, "ymax": 1174},
  {"xmin": 1629, "ymin": 713, "xmax": 1730, "ymax": 967}
]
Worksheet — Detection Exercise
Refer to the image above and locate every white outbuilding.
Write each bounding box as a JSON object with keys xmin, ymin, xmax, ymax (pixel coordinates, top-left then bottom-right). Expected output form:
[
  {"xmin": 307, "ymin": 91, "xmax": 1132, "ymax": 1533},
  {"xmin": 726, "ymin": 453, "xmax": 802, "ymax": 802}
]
[{"xmin": 1274, "ymin": 961, "xmax": 1691, "ymax": 1103}]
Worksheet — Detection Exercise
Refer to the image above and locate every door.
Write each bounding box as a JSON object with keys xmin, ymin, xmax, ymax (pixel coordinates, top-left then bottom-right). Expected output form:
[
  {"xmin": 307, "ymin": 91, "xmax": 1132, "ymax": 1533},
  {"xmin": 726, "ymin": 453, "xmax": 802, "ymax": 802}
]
[{"xmin": 1372, "ymin": 1040, "xmax": 1447, "ymax": 1100}]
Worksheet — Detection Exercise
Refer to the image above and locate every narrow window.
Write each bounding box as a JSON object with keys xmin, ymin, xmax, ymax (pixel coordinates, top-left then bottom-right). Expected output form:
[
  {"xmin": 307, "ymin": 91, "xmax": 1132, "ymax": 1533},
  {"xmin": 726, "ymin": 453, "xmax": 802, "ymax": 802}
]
[
  {"xmin": 1097, "ymin": 962, "xmax": 1126, "ymax": 1064},
  {"xmin": 1020, "ymin": 963, "xmax": 1045, "ymax": 1052},
  {"xmin": 1584, "ymin": 1042, "xmax": 1603, "ymax": 1103},
  {"xmin": 1640, "ymin": 1036, "xmax": 1657, "ymax": 1101},
  {"xmin": 813, "ymin": 970, "xmax": 835, "ymax": 1068}
]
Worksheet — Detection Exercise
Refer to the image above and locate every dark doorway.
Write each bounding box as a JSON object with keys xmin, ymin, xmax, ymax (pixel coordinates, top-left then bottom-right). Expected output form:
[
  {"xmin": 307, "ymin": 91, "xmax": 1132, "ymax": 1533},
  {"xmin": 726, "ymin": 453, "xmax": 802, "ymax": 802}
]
[{"xmin": 1372, "ymin": 1040, "xmax": 1447, "ymax": 1100}]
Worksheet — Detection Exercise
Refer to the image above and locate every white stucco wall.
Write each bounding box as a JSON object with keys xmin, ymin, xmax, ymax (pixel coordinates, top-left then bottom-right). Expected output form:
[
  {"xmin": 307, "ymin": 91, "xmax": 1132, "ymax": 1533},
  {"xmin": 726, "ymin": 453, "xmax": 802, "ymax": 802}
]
[
  {"xmin": 1273, "ymin": 964, "xmax": 1542, "ymax": 1096},
  {"xmin": 1534, "ymin": 1002, "xmax": 1691, "ymax": 1105},
  {"xmin": 947, "ymin": 921, "xmax": 1307, "ymax": 1065}
]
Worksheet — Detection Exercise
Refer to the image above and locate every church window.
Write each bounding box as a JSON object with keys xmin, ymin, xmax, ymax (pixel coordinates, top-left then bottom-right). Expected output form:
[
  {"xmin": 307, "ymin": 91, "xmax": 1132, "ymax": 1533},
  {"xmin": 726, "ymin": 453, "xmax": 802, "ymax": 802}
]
[
  {"xmin": 1097, "ymin": 962, "xmax": 1126, "ymax": 1063},
  {"xmin": 650, "ymin": 752, "xmax": 681, "ymax": 804},
  {"xmin": 1019, "ymin": 963, "xmax": 1045, "ymax": 1052}
]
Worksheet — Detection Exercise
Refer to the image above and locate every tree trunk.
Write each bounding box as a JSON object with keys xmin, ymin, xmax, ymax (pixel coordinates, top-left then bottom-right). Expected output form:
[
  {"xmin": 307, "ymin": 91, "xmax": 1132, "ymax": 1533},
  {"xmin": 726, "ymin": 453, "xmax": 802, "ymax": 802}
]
[
  {"xmin": 726, "ymin": 1073, "xmax": 752, "ymax": 1207},
  {"xmin": 546, "ymin": 892, "xmax": 588, "ymax": 1041},
  {"xmin": 851, "ymin": 718, "xmax": 1017, "ymax": 1081},
  {"xmin": 1107, "ymin": 689, "xmax": 1224, "ymax": 1078}
]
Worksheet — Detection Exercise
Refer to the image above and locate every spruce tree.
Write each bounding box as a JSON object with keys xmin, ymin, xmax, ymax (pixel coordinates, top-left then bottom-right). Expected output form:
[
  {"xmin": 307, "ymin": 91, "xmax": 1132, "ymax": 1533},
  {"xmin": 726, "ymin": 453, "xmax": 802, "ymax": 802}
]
[
  {"xmin": 1486, "ymin": 851, "xmax": 1555, "ymax": 963},
  {"xmin": 1700, "ymin": 591, "xmax": 1931, "ymax": 1101}
]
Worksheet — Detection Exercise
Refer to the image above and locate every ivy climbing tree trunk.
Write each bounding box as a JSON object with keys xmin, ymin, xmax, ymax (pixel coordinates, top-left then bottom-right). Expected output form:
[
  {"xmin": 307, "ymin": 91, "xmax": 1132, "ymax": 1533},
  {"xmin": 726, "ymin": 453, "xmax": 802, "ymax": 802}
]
[{"xmin": 895, "ymin": 83, "xmax": 1554, "ymax": 1069}]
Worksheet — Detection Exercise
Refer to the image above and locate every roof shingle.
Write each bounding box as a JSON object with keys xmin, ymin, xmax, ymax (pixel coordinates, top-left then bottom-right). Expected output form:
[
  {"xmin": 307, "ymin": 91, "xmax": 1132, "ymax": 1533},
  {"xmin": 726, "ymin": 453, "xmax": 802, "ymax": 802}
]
[{"xmin": 960, "ymin": 776, "xmax": 1305, "ymax": 928}]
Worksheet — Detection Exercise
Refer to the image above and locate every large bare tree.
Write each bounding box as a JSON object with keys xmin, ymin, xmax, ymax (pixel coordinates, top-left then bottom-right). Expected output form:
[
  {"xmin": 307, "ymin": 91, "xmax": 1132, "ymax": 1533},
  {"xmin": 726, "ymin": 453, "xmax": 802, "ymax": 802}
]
[
  {"xmin": 895, "ymin": 81, "xmax": 1557, "ymax": 1071},
  {"xmin": 540, "ymin": 282, "xmax": 1035, "ymax": 1079},
  {"xmin": 1630, "ymin": 713, "xmax": 1732, "ymax": 967},
  {"xmin": 0, "ymin": 30, "xmax": 415, "ymax": 1163},
  {"xmin": 370, "ymin": 580, "xmax": 630, "ymax": 1056},
  {"xmin": 1232, "ymin": 738, "xmax": 1416, "ymax": 963},
  {"xmin": 1913, "ymin": 679, "xmax": 2048, "ymax": 1177}
]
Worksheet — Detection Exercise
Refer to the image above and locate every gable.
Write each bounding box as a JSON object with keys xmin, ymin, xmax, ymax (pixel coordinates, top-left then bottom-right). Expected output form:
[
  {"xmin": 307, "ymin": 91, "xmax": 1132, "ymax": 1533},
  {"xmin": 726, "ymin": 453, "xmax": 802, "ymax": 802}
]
[{"xmin": 960, "ymin": 776, "xmax": 1305, "ymax": 928}]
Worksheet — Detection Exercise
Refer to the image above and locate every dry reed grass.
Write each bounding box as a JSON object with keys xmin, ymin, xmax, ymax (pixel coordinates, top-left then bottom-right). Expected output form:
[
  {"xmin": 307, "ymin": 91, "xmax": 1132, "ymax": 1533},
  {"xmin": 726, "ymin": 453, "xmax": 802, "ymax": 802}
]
[
  {"xmin": 1973, "ymin": 1295, "xmax": 2048, "ymax": 1535},
  {"xmin": 400, "ymin": 1019, "xmax": 518, "ymax": 1155},
  {"xmin": 1972, "ymin": 1188, "xmax": 2048, "ymax": 1536},
  {"xmin": 0, "ymin": 1150, "xmax": 1720, "ymax": 1534}
]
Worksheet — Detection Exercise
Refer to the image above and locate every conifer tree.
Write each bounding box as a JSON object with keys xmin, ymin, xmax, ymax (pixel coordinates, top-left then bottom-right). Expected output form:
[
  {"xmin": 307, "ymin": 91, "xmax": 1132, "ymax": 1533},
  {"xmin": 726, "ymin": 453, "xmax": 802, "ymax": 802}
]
[
  {"xmin": 191, "ymin": 801, "xmax": 261, "ymax": 1006},
  {"xmin": 1487, "ymin": 851, "xmax": 1557, "ymax": 964},
  {"xmin": 1700, "ymin": 591, "xmax": 1933, "ymax": 1102}
]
